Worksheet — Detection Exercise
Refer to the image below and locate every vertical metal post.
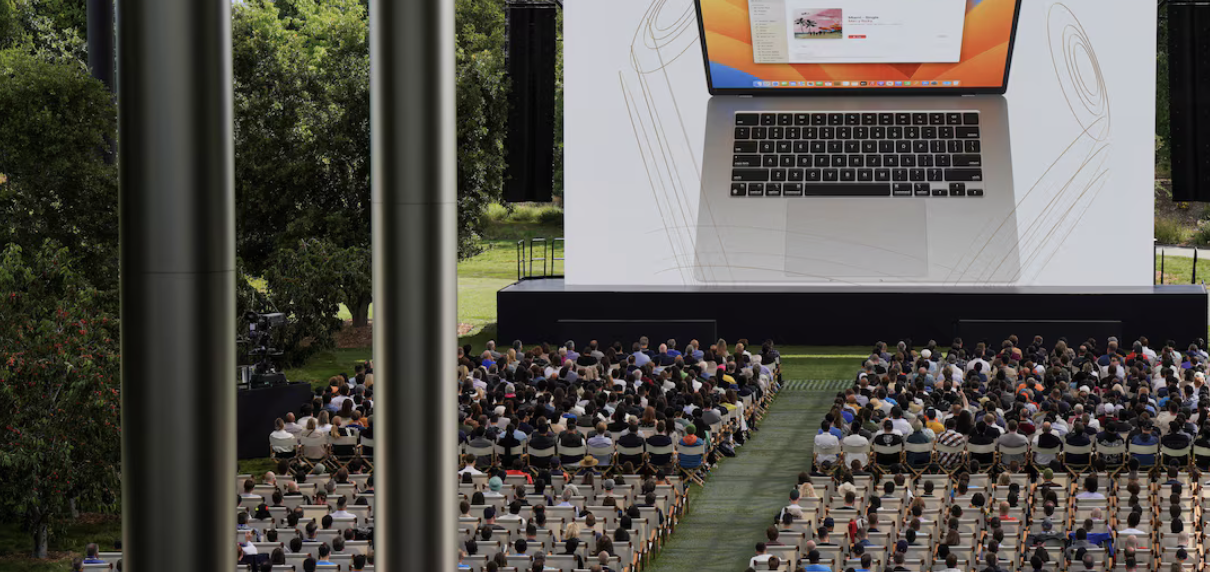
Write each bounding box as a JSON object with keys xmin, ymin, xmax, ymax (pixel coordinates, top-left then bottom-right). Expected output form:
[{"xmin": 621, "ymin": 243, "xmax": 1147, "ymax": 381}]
[
  {"xmin": 1161, "ymin": 251, "xmax": 1166, "ymax": 285},
  {"xmin": 371, "ymin": 1, "xmax": 456, "ymax": 571},
  {"xmin": 118, "ymin": 0, "xmax": 235, "ymax": 571},
  {"xmin": 1194, "ymin": 249, "xmax": 1199, "ymax": 284}
]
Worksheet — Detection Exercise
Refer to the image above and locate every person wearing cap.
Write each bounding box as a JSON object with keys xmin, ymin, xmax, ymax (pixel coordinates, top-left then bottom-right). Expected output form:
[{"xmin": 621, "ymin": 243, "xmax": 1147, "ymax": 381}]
[
  {"xmin": 1024, "ymin": 516, "xmax": 1064, "ymax": 548},
  {"xmin": 779, "ymin": 489, "xmax": 804, "ymax": 521},
  {"xmin": 483, "ymin": 476, "xmax": 505, "ymax": 499}
]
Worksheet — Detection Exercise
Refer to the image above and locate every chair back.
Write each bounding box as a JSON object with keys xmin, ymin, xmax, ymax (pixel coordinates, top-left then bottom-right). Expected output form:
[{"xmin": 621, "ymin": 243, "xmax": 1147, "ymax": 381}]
[
  {"xmin": 967, "ymin": 442, "xmax": 996, "ymax": 455},
  {"xmin": 998, "ymin": 444, "xmax": 1028, "ymax": 458}
]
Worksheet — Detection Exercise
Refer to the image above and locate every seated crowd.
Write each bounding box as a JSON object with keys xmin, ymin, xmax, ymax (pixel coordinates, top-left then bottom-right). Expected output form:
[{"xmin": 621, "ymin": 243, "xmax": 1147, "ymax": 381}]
[
  {"xmin": 455, "ymin": 336, "xmax": 781, "ymax": 572},
  {"xmin": 107, "ymin": 336, "xmax": 778, "ymax": 572},
  {"xmin": 742, "ymin": 334, "xmax": 1210, "ymax": 572}
]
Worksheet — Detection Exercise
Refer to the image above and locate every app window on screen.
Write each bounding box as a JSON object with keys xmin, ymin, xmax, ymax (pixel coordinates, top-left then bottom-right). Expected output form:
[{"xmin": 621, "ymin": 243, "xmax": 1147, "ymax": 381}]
[{"xmin": 748, "ymin": 0, "xmax": 967, "ymax": 64}]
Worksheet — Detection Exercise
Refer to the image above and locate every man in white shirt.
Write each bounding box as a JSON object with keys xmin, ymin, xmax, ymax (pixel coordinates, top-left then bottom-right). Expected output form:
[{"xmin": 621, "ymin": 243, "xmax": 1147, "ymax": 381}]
[
  {"xmin": 330, "ymin": 496, "xmax": 354, "ymax": 518},
  {"xmin": 283, "ymin": 412, "xmax": 303, "ymax": 435},
  {"xmin": 841, "ymin": 431, "xmax": 870, "ymax": 468},
  {"xmin": 889, "ymin": 408, "xmax": 912, "ymax": 436},
  {"xmin": 814, "ymin": 420, "xmax": 840, "ymax": 465},
  {"xmin": 748, "ymin": 543, "xmax": 773, "ymax": 570}
]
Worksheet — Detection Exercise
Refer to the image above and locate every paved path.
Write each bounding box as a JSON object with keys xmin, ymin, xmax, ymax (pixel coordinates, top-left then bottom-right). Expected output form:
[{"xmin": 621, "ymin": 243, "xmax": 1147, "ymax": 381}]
[
  {"xmin": 1157, "ymin": 246, "xmax": 1202, "ymax": 259},
  {"xmin": 644, "ymin": 383, "xmax": 834, "ymax": 572}
]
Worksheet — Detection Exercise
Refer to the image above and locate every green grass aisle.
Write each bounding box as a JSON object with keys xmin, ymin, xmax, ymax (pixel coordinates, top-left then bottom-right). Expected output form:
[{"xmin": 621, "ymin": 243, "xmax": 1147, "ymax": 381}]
[{"xmin": 644, "ymin": 375, "xmax": 840, "ymax": 571}]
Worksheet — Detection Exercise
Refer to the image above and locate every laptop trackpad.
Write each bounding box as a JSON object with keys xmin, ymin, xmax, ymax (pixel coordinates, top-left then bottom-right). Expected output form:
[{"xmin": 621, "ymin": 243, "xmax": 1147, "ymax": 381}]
[{"xmin": 785, "ymin": 200, "xmax": 928, "ymax": 279}]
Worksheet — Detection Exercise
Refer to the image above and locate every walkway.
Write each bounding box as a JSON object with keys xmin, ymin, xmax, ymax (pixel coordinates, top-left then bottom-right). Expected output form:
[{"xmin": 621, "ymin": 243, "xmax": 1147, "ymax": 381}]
[{"xmin": 644, "ymin": 380, "xmax": 836, "ymax": 572}]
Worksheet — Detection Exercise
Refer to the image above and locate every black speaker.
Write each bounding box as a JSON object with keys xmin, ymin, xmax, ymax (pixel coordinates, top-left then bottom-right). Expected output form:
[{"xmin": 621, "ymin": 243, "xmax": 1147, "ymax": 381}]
[
  {"xmin": 1169, "ymin": 0, "xmax": 1210, "ymax": 202},
  {"xmin": 504, "ymin": 1, "xmax": 558, "ymax": 203}
]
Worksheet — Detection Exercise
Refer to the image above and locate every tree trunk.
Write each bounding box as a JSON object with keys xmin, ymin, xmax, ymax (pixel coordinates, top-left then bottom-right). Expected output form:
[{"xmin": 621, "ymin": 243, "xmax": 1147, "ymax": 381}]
[
  {"xmin": 69, "ymin": 497, "xmax": 79, "ymax": 519},
  {"xmin": 351, "ymin": 294, "xmax": 372, "ymax": 329},
  {"xmin": 33, "ymin": 519, "xmax": 48, "ymax": 559}
]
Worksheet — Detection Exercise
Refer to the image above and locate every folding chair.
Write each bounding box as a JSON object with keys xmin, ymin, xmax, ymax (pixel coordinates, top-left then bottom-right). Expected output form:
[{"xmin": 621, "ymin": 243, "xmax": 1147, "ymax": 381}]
[
  {"xmin": 966, "ymin": 442, "xmax": 997, "ymax": 469},
  {"xmin": 557, "ymin": 442, "xmax": 587, "ymax": 469},
  {"xmin": 904, "ymin": 441, "xmax": 934, "ymax": 475},
  {"xmin": 996, "ymin": 443, "xmax": 1028, "ymax": 469},
  {"xmin": 298, "ymin": 433, "xmax": 330, "ymax": 470},
  {"xmin": 675, "ymin": 442, "xmax": 708, "ymax": 485},
  {"xmin": 357, "ymin": 435, "xmax": 374, "ymax": 471},
  {"xmin": 1127, "ymin": 441, "xmax": 1160, "ymax": 473},
  {"xmin": 82, "ymin": 564, "xmax": 112, "ymax": 571},
  {"xmin": 1161, "ymin": 444, "xmax": 1193, "ymax": 469},
  {"xmin": 645, "ymin": 443, "xmax": 675, "ymax": 473},
  {"xmin": 1031, "ymin": 444, "xmax": 1062, "ymax": 472},
  {"xmin": 933, "ymin": 441, "xmax": 966, "ymax": 474},
  {"xmin": 527, "ymin": 443, "xmax": 557, "ymax": 468},
  {"xmin": 463, "ymin": 441, "xmax": 496, "ymax": 470},
  {"xmin": 587, "ymin": 443, "xmax": 616, "ymax": 469},
  {"xmin": 270, "ymin": 434, "xmax": 300, "ymax": 464},
  {"xmin": 872, "ymin": 441, "xmax": 904, "ymax": 471},
  {"xmin": 1062, "ymin": 442, "xmax": 1094, "ymax": 475},
  {"xmin": 615, "ymin": 443, "xmax": 646, "ymax": 471},
  {"xmin": 327, "ymin": 434, "xmax": 361, "ymax": 470},
  {"xmin": 97, "ymin": 552, "xmax": 123, "ymax": 566}
]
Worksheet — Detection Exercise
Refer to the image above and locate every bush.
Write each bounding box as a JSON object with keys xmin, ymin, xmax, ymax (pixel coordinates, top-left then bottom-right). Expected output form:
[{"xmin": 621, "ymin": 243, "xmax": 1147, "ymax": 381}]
[
  {"xmin": 1156, "ymin": 216, "xmax": 1188, "ymax": 245},
  {"xmin": 1192, "ymin": 223, "xmax": 1210, "ymax": 247},
  {"xmin": 536, "ymin": 205, "xmax": 564, "ymax": 225},
  {"xmin": 485, "ymin": 202, "xmax": 509, "ymax": 223},
  {"xmin": 1190, "ymin": 223, "xmax": 1210, "ymax": 246}
]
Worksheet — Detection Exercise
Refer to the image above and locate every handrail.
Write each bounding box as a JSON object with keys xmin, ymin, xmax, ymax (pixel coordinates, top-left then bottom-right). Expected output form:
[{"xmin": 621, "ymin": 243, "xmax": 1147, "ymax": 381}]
[{"xmin": 516, "ymin": 237, "xmax": 564, "ymax": 280}]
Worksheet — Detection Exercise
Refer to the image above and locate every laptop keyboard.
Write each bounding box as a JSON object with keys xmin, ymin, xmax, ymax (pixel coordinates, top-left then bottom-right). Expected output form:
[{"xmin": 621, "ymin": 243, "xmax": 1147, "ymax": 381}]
[{"xmin": 730, "ymin": 111, "xmax": 985, "ymax": 198}]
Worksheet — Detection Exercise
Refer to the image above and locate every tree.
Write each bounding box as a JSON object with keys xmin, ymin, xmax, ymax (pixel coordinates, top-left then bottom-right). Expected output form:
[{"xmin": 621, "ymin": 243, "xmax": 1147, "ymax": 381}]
[
  {"xmin": 260, "ymin": 239, "xmax": 364, "ymax": 366},
  {"xmin": 0, "ymin": 47, "xmax": 118, "ymax": 296},
  {"xmin": 455, "ymin": 0, "xmax": 509, "ymax": 255},
  {"xmin": 232, "ymin": 0, "xmax": 374, "ymax": 325},
  {"xmin": 233, "ymin": 0, "xmax": 510, "ymax": 329},
  {"xmin": 0, "ymin": 242, "xmax": 121, "ymax": 559}
]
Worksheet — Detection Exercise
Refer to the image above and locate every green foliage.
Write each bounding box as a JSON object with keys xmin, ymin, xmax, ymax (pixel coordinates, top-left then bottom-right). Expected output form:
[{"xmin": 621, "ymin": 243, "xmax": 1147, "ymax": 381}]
[
  {"xmin": 1157, "ymin": 5, "xmax": 1170, "ymax": 175},
  {"xmin": 0, "ymin": 47, "xmax": 117, "ymax": 296},
  {"xmin": 261, "ymin": 239, "xmax": 369, "ymax": 366},
  {"xmin": 1155, "ymin": 216, "xmax": 1187, "ymax": 244},
  {"xmin": 553, "ymin": 8, "xmax": 564, "ymax": 198},
  {"xmin": 0, "ymin": 242, "xmax": 121, "ymax": 558},
  {"xmin": 0, "ymin": 0, "xmax": 87, "ymax": 65},
  {"xmin": 232, "ymin": 0, "xmax": 371, "ymax": 274},
  {"xmin": 456, "ymin": 0, "xmax": 510, "ymax": 259},
  {"xmin": 1193, "ymin": 223, "xmax": 1210, "ymax": 247}
]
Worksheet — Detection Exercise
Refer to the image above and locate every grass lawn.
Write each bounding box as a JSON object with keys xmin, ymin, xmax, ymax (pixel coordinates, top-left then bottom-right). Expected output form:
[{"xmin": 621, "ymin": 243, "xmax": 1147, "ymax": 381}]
[
  {"xmin": 1156, "ymin": 254, "xmax": 1210, "ymax": 286},
  {"xmin": 0, "ymin": 517, "xmax": 121, "ymax": 572}
]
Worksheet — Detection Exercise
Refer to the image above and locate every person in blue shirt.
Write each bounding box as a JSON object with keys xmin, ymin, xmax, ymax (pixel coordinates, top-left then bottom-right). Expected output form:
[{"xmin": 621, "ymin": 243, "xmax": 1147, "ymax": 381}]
[
  {"xmin": 818, "ymin": 418, "xmax": 843, "ymax": 439},
  {"xmin": 1130, "ymin": 423, "xmax": 1160, "ymax": 466},
  {"xmin": 802, "ymin": 549, "xmax": 830, "ymax": 571}
]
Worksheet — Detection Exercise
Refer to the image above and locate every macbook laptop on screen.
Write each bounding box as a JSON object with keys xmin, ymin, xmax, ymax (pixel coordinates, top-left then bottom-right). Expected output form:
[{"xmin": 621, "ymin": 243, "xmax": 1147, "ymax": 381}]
[{"xmin": 691, "ymin": 0, "xmax": 1024, "ymax": 285}]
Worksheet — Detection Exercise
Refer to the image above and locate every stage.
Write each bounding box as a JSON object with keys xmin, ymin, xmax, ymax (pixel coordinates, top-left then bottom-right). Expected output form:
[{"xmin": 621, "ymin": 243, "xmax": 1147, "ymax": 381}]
[
  {"xmin": 237, "ymin": 381, "xmax": 313, "ymax": 460},
  {"xmin": 498, "ymin": 279, "xmax": 1209, "ymax": 347}
]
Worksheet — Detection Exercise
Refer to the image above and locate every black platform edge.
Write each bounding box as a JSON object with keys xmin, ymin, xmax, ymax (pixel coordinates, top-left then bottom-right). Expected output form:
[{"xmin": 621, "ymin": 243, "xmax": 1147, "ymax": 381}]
[{"xmin": 498, "ymin": 279, "xmax": 1209, "ymax": 347}]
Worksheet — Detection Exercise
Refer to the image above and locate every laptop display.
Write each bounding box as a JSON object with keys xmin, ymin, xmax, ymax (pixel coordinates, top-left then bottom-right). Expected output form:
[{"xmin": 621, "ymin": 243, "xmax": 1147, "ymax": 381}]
[{"xmin": 696, "ymin": 0, "xmax": 1022, "ymax": 94}]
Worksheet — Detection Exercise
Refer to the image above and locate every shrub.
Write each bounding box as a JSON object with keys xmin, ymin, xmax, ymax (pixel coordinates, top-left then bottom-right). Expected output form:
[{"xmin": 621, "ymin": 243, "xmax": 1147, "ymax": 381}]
[
  {"xmin": 1156, "ymin": 216, "xmax": 1188, "ymax": 245},
  {"xmin": 536, "ymin": 204, "xmax": 564, "ymax": 225},
  {"xmin": 485, "ymin": 202, "xmax": 509, "ymax": 223},
  {"xmin": 1192, "ymin": 223, "xmax": 1210, "ymax": 247}
]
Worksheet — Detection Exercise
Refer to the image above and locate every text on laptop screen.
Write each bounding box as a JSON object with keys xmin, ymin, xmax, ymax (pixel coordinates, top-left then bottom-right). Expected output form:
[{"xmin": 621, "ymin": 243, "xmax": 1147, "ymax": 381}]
[{"xmin": 699, "ymin": 0, "xmax": 1018, "ymax": 90}]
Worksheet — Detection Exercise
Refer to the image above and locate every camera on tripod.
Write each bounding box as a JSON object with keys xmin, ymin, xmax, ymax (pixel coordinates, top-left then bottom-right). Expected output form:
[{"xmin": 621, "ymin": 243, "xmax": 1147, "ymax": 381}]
[{"xmin": 240, "ymin": 311, "xmax": 288, "ymax": 388}]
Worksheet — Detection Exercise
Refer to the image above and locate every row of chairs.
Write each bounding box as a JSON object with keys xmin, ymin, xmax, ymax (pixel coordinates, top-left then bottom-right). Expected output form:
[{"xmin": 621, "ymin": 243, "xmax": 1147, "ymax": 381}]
[{"xmin": 817, "ymin": 436, "xmax": 1209, "ymax": 475}]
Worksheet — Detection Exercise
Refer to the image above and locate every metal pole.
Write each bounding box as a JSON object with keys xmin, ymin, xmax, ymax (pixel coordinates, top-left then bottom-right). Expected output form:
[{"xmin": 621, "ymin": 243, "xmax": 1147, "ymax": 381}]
[
  {"xmin": 1194, "ymin": 249, "xmax": 1199, "ymax": 284},
  {"xmin": 118, "ymin": 0, "xmax": 235, "ymax": 571},
  {"xmin": 371, "ymin": 1, "xmax": 456, "ymax": 571},
  {"xmin": 1161, "ymin": 251, "xmax": 1166, "ymax": 285}
]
